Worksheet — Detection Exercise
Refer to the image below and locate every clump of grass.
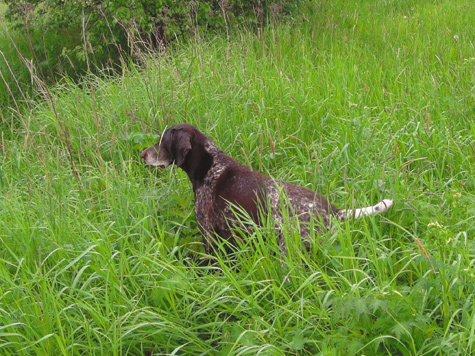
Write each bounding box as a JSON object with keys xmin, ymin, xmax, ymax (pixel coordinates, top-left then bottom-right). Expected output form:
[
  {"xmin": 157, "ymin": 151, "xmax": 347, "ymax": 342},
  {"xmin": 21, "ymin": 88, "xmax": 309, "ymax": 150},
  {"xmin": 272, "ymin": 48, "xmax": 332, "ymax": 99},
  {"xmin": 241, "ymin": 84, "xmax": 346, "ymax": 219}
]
[{"xmin": 0, "ymin": 0, "xmax": 474, "ymax": 354}]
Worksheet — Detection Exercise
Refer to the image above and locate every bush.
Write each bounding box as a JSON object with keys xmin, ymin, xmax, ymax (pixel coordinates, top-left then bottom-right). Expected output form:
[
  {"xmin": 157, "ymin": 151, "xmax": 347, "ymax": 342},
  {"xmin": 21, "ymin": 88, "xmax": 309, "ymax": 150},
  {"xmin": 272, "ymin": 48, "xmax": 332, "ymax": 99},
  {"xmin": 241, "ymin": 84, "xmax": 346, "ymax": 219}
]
[{"xmin": 3, "ymin": 0, "xmax": 301, "ymax": 82}]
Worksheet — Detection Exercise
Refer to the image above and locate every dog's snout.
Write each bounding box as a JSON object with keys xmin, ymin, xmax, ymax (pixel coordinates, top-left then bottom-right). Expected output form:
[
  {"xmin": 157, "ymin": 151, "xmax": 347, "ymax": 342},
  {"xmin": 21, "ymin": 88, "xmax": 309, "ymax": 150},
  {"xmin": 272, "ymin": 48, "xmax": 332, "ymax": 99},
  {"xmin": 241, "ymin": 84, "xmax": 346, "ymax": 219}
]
[{"xmin": 140, "ymin": 146, "xmax": 169, "ymax": 168}]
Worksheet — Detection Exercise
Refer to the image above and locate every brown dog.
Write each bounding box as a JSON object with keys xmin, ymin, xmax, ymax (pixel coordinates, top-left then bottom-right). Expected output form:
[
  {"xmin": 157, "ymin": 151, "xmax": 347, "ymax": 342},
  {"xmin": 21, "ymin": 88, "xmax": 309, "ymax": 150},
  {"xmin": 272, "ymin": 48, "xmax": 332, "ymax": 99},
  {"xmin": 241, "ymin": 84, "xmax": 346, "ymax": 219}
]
[{"xmin": 141, "ymin": 124, "xmax": 393, "ymax": 253}]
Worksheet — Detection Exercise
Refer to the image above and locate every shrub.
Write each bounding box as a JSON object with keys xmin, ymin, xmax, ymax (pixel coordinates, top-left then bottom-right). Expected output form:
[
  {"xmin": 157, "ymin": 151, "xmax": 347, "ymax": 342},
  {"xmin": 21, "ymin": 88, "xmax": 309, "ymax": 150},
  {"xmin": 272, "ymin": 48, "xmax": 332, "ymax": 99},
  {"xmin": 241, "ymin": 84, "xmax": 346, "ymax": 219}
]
[{"xmin": 3, "ymin": 0, "xmax": 301, "ymax": 82}]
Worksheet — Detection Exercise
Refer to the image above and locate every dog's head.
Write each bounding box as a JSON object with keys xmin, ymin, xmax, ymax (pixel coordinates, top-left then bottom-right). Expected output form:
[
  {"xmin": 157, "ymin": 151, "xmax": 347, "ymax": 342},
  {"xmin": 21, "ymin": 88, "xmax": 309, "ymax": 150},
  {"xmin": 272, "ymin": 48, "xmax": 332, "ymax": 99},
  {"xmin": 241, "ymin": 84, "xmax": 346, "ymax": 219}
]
[{"xmin": 140, "ymin": 124, "xmax": 198, "ymax": 169}]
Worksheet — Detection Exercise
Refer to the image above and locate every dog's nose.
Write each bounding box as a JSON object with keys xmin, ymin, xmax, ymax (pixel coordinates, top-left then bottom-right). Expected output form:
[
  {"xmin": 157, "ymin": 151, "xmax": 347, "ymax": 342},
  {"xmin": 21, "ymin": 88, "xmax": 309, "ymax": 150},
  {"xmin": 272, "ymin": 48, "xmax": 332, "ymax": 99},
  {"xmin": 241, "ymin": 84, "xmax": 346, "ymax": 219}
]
[{"xmin": 140, "ymin": 150, "xmax": 148, "ymax": 160}]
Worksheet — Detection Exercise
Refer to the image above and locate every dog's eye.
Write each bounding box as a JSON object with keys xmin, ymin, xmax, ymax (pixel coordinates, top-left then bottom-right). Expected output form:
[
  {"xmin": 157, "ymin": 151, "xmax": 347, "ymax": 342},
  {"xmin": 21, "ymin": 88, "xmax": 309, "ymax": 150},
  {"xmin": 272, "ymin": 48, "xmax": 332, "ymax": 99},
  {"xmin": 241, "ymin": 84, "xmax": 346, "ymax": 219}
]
[{"xmin": 159, "ymin": 144, "xmax": 170, "ymax": 156}]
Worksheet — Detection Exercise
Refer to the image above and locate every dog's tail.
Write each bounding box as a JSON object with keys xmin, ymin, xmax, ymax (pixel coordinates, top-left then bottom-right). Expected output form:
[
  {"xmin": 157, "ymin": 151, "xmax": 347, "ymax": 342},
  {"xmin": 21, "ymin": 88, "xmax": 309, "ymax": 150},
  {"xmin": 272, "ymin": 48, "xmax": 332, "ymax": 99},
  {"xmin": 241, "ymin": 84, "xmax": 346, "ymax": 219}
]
[{"xmin": 338, "ymin": 199, "xmax": 394, "ymax": 220}]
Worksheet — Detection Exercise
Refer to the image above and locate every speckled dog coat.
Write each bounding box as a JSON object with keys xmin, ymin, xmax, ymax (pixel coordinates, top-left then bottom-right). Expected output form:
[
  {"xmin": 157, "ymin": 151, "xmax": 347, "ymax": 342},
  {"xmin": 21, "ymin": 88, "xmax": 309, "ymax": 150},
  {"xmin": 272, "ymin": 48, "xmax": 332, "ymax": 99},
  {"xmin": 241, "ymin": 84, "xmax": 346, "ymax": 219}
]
[{"xmin": 141, "ymin": 124, "xmax": 393, "ymax": 253}]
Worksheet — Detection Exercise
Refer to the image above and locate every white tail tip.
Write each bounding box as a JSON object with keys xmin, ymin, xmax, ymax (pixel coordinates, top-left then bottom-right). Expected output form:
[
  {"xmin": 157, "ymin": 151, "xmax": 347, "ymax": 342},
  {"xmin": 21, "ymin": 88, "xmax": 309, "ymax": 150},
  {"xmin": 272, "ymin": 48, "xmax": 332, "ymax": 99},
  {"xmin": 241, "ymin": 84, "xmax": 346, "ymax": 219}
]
[{"xmin": 340, "ymin": 199, "xmax": 394, "ymax": 220}]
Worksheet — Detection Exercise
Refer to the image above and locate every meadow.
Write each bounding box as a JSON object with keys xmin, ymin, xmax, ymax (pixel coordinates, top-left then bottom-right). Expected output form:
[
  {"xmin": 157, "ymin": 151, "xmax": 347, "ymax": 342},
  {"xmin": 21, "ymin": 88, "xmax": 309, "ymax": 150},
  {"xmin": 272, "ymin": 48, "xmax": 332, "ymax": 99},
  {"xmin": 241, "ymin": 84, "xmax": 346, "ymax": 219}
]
[{"xmin": 1, "ymin": 0, "xmax": 475, "ymax": 354}]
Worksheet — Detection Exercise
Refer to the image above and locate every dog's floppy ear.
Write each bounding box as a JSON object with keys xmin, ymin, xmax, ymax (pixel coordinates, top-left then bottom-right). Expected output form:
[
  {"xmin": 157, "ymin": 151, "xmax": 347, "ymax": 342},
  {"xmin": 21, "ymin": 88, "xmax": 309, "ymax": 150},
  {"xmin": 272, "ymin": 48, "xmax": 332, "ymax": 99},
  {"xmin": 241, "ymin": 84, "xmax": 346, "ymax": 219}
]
[{"xmin": 172, "ymin": 129, "xmax": 192, "ymax": 167}]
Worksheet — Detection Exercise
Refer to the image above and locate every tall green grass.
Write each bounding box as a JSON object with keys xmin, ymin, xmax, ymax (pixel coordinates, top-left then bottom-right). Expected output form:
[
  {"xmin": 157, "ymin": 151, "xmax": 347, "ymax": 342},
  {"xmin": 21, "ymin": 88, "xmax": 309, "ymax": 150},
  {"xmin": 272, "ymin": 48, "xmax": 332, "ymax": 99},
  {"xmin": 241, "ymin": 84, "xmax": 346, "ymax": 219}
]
[
  {"xmin": 0, "ymin": 1, "xmax": 25, "ymax": 115},
  {"xmin": 1, "ymin": 0, "xmax": 475, "ymax": 354}
]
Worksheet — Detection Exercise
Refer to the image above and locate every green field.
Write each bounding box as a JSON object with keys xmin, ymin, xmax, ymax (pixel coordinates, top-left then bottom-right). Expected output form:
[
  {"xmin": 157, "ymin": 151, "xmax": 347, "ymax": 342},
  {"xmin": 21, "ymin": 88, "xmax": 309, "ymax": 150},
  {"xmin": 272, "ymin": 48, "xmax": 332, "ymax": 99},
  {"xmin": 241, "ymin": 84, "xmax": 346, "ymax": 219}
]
[{"xmin": 1, "ymin": 0, "xmax": 475, "ymax": 355}]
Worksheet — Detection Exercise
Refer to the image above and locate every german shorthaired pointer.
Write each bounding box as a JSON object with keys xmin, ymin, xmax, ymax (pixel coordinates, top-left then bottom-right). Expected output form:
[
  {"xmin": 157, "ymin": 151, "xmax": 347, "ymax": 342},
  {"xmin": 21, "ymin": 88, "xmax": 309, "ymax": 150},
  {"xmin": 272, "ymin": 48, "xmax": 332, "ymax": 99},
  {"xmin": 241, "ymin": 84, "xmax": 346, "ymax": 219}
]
[{"xmin": 141, "ymin": 124, "xmax": 393, "ymax": 253}]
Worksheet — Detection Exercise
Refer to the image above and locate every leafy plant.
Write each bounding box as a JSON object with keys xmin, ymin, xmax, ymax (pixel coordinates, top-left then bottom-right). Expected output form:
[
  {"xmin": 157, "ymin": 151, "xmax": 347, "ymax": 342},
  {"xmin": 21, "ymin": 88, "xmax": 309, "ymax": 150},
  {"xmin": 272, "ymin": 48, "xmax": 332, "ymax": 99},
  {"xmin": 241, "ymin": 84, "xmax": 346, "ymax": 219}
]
[{"xmin": 3, "ymin": 0, "xmax": 301, "ymax": 89}]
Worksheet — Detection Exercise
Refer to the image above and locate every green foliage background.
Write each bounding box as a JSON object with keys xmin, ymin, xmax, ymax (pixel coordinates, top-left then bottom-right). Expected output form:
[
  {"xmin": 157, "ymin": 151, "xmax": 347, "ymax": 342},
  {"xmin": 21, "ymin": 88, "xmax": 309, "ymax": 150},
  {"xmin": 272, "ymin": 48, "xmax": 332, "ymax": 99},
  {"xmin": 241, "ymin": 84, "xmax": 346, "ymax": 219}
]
[{"xmin": 1, "ymin": 0, "xmax": 301, "ymax": 115}]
